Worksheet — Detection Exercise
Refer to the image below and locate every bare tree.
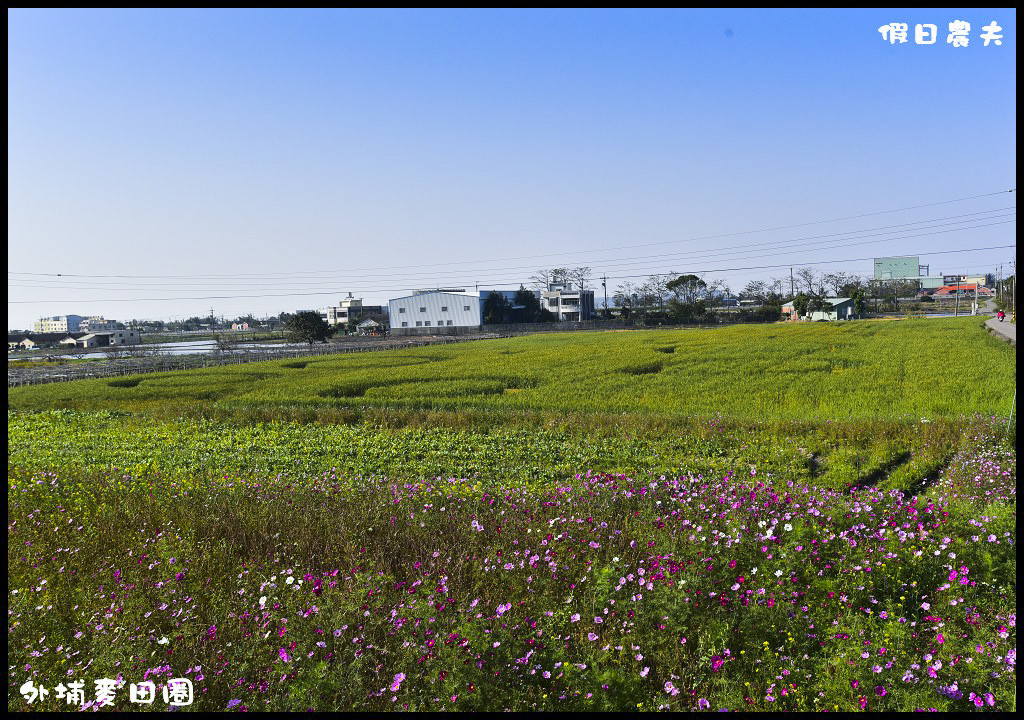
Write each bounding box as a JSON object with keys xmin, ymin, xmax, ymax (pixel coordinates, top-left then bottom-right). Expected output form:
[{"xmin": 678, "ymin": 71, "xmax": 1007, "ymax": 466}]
[
  {"xmin": 124, "ymin": 344, "xmax": 155, "ymax": 358},
  {"xmin": 704, "ymin": 277, "xmax": 730, "ymax": 305},
  {"xmin": 741, "ymin": 280, "xmax": 767, "ymax": 300},
  {"xmin": 531, "ymin": 268, "xmax": 570, "ymax": 289},
  {"xmin": 566, "ymin": 267, "xmax": 592, "ymax": 293},
  {"xmin": 796, "ymin": 267, "xmax": 822, "ymax": 296},
  {"xmin": 644, "ymin": 274, "xmax": 672, "ymax": 310},
  {"xmin": 214, "ymin": 333, "xmax": 240, "ymax": 355},
  {"xmin": 614, "ymin": 281, "xmax": 637, "ymax": 311}
]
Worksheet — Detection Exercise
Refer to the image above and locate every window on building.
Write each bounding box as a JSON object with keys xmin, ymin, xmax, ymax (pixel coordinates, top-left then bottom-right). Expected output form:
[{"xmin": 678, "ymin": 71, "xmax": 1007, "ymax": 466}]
[
  {"xmin": 424, "ymin": 321, "xmax": 431, "ymax": 326},
  {"xmin": 398, "ymin": 307, "xmax": 406, "ymax": 314},
  {"xmin": 440, "ymin": 306, "xmax": 448, "ymax": 312},
  {"xmin": 401, "ymin": 322, "xmax": 408, "ymax": 327},
  {"xmin": 446, "ymin": 320, "xmax": 453, "ymax": 326},
  {"xmin": 420, "ymin": 307, "xmax": 426, "ymax": 312},
  {"xmin": 415, "ymin": 321, "xmax": 422, "ymax": 327},
  {"xmin": 463, "ymin": 305, "xmax": 470, "ymax": 311}
]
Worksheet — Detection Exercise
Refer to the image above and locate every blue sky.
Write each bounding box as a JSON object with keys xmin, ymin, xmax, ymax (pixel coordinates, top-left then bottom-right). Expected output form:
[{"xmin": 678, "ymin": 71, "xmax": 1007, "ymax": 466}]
[{"xmin": 8, "ymin": 9, "xmax": 1016, "ymax": 328}]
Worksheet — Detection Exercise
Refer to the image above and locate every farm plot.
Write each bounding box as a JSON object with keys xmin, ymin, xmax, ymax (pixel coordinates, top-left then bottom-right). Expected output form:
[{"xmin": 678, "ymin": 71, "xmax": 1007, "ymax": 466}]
[{"xmin": 7, "ymin": 318, "xmax": 1016, "ymax": 711}]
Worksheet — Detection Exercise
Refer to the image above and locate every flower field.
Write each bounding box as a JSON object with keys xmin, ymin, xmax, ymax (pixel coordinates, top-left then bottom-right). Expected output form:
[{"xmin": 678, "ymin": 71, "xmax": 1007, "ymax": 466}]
[{"xmin": 7, "ymin": 319, "xmax": 1017, "ymax": 711}]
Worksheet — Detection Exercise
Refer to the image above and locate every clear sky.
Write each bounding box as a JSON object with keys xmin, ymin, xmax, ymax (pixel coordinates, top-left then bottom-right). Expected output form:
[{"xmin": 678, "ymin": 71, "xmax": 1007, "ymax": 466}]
[{"xmin": 8, "ymin": 8, "xmax": 1016, "ymax": 329}]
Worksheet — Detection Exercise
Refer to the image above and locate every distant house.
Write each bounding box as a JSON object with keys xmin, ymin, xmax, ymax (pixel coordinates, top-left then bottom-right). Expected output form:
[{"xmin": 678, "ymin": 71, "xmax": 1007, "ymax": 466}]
[
  {"xmin": 808, "ymin": 298, "xmax": 856, "ymax": 321},
  {"xmin": 59, "ymin": 333, "xmax": 91, "ymax": 348},
  {"xmin": 9, "ymin": 332, "xmax": 77, "ymax": 349},
  {"xmin": 320, "ymin": 294, "xmax": 386, "ymax": 327},
  {"xmin": 79, "ymin": 317, "xmax": 118, "ymax": 333},
  {"xmin": 781, "ymin": 298, "xmax": 857, "ymax": 322},
  {"xmin": 231, "ymin": 322, "xmax": 250, "ymax": 331},
  {"xmin": 541, "ymin": 282, "xmax": 596, "ymax": 321},
  {"xmin": 63, "ymin": 330, "xmax": 142, "ymax": 348},
  {"xmin": 932, "ymin": 284, "xmax": 994, "ymax": 297}
]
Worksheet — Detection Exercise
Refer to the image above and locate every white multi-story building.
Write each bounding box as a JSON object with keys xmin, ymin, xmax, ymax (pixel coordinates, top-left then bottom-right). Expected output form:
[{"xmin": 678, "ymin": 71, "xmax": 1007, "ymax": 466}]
[
  {"xmin": 541, "ymin": 282, "xmax": 595, "ymax": 321},
  {"xmin": 389, "ymin": 290, "xmax": 482, "ymax": 334},
  {"xmin": 320, "ymin": 294, "xmax": 385, "ymax": 326},
  {"xmin": 80, "ymin": 317, "xmax": 118, "ymax": 332},
  {"xmin": 34, "ymin": 315, "xmax": 85, "ymax": 333}
]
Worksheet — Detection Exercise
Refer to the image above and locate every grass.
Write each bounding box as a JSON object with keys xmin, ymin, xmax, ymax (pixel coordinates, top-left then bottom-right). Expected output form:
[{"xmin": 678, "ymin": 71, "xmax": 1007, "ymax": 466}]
[
  {"xmin": 7, "ymin": 318, "xmax": 1017, "ymax": 425},
  {"xmin": 7, "ymin": 318, "xmax": 1017, "ymax": 711}
]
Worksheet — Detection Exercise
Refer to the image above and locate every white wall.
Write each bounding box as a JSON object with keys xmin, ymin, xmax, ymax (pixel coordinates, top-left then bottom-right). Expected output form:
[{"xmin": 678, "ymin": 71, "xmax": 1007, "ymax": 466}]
[{"xmin": 389, "ymin": 292, "xmax": 481, "ymax": 330}]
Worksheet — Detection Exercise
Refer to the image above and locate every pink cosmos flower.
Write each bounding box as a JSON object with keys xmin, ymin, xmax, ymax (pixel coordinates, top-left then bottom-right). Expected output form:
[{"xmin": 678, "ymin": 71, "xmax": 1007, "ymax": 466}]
[
  {"xmin": 390, "ymin": 673, "xmax": 406, "ymax": 692},
  {"xmin": 711, "ymin": 656, "xmax": 724, "ymax": 671}
]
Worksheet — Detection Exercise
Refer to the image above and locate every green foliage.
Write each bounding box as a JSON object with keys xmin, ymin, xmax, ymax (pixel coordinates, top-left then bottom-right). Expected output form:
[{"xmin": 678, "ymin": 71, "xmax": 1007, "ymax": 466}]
[
  {"xmin": 792, "ymin": 293, "xmax": 810, "ymax": 318},
  {"xmin": 285, "ymin": 311, "xmax": 333, "ymax": 346},
  {"xmin": 6, "ymin": 317, "xmax": 1017, "ymax": 712},
  {"xmin": 9, "ymin": 318, "xmax": 1015, "ymax": 426}
]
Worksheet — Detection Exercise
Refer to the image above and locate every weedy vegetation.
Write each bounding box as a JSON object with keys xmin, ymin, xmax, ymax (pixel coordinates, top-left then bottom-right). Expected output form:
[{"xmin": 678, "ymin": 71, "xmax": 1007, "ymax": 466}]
[{"xmin": 8, "ymin": 318, "xmax": 1016, "ymax": 711}]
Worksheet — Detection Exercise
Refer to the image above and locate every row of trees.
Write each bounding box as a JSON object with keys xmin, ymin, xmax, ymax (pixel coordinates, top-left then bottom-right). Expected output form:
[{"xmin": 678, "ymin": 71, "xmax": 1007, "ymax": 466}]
[
  {"xmin": 601, "ymin": 268, "xmax": 893, "ymax": 322},
  {"xmin": 482, "ymin": 287, "xmax": 556, "ymax": 324},
  {"xmin": 156, "ymin": 313, "xmax": 293, "ymax": 332}
]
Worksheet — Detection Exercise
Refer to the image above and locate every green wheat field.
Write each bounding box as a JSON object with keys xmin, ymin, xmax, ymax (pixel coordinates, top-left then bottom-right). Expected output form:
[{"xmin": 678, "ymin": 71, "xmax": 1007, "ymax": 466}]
[{"xmin": 8, "ymin": 317, "xmax": 1016, "ymax": 711}]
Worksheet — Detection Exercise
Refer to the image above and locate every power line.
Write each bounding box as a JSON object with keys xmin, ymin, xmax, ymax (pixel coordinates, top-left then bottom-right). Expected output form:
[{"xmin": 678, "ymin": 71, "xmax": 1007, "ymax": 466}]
[
  {"xmin": 8, "ymin": 189, "xmax": 1015, "ymax": 280},
  {"xmin": 9, "ymin": 209, "xmax": 1015, "ymax": 288},
  {"xmin": 9, "ymin": 243, "xmax": 1015, "ymax": 304}
]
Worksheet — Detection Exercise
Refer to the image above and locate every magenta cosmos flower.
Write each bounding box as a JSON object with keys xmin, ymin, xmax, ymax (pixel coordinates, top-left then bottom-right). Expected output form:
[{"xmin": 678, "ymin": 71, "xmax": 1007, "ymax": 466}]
[{"xmin": 390, "ymin": 673, "xmax": 405, "ymax": 692}]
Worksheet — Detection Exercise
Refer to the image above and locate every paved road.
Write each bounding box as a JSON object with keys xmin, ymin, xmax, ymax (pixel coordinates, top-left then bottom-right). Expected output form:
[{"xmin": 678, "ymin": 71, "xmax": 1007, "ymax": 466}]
[{"xmin": 981, "ymin": 300, "xmax": 1016, "ymax": 345}]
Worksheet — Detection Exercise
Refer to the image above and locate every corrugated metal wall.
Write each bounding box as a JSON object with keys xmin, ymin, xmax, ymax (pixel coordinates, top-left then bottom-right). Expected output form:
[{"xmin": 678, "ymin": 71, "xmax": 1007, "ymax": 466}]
[{"xmin": 389, "ymin": 292, "xmax": 481, "ymax": 333}]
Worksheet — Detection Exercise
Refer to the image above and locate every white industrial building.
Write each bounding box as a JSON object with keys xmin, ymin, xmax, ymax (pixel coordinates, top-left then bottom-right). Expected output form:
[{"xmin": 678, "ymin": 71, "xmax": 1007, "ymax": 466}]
[{"xmin": 389, "ymin": 290, "xmax": 482, "ymax": 334}]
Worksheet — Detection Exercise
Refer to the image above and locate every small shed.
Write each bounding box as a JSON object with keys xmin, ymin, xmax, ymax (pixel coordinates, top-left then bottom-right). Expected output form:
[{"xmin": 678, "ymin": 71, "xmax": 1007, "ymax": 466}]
[{"xmin": 356, "ymin": 318, "xmax": 384, "ymax": 336}]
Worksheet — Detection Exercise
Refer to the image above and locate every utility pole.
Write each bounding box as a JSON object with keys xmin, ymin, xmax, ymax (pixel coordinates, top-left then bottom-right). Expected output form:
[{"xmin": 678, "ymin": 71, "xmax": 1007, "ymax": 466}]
[
  {"xmin": 954, "ymin": 278, "xmax": 960, "ymax": 317},
  {"xmin": 790, "ymin": 268, "xmax": 794, "ymax": 298},
  {"xmin": 601, "ymin": 275, "xmax": 608, "ymax": 318}
]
